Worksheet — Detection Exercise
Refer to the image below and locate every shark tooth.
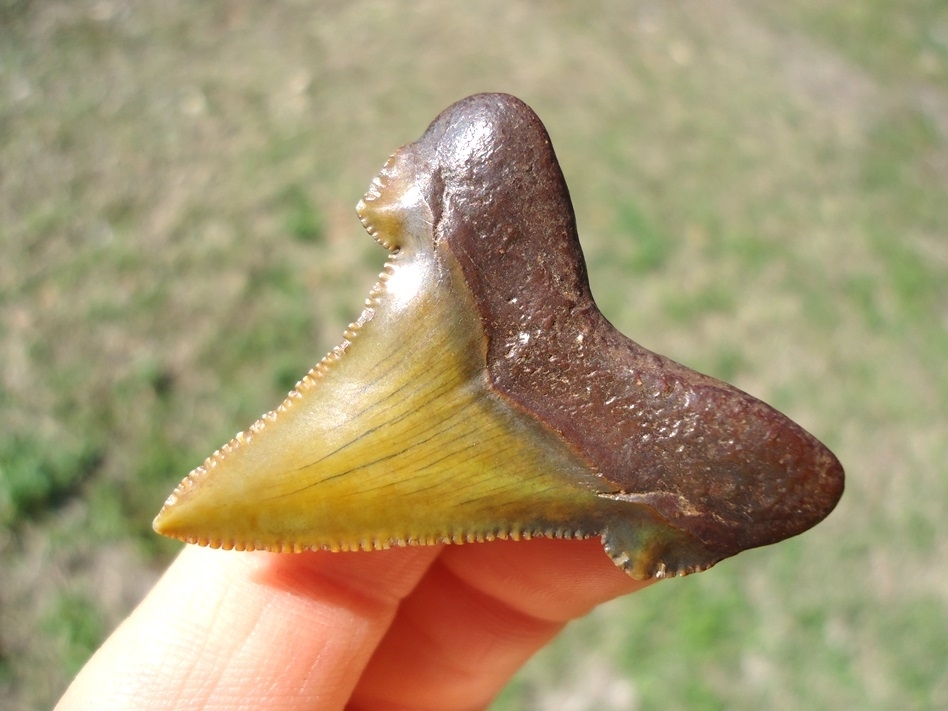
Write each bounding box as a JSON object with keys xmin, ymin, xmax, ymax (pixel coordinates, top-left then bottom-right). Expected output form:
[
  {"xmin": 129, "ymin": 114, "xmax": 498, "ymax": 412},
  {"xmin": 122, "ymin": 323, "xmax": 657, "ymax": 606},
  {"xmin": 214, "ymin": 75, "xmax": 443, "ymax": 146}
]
[{"xmin": 154, "ymin": 93, "xmax": 844, "ymax": 580}]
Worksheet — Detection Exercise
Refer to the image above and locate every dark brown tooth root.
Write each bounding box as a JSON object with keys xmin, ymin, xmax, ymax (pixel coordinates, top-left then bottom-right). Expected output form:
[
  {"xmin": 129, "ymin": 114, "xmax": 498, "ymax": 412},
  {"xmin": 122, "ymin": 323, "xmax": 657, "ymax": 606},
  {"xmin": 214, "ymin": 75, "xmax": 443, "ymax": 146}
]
[{"xmin": 405, "ymin": 93, "xmax": 843, "ymax": 566}]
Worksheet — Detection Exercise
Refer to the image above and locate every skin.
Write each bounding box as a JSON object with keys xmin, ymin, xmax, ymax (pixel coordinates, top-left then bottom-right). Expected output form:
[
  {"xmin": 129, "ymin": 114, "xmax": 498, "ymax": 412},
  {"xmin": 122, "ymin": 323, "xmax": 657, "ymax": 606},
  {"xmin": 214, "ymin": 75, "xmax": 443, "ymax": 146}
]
[{"xmin": 55, "ymin": 539, "xmax": 648, "ymax": 711}]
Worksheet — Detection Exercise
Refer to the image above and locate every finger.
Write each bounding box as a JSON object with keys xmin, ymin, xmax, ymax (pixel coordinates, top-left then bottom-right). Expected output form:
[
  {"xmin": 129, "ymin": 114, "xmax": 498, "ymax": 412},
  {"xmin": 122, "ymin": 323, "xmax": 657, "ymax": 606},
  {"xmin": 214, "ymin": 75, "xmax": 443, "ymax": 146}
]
[
  {"xmin": 55, "ymin": 544, "xmax": 441, "ymax": 711},
  {"xmin": 350, "ymin": 537, "xmax": 652, "ymax": 711}
]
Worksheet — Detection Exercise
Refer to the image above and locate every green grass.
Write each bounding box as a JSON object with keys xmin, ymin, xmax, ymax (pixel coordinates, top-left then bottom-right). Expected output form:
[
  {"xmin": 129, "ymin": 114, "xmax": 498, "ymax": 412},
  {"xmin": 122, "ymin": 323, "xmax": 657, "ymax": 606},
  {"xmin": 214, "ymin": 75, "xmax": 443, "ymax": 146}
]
[
  {"xmin": 41, "ymin": 591, "xmax": 106, "ymax": 682},
  {"xmin": 2, "ymin": 2, "xmax": 947, "ymax": 710}
]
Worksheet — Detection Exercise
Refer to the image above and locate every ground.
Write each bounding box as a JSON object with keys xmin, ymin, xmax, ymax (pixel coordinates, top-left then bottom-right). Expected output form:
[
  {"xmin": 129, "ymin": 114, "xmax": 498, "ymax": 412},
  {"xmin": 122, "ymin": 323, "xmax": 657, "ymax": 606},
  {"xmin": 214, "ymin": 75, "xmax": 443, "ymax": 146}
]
[{"xmin": 1, "ymin": 1, "xmax": 947, "ymax": 709}]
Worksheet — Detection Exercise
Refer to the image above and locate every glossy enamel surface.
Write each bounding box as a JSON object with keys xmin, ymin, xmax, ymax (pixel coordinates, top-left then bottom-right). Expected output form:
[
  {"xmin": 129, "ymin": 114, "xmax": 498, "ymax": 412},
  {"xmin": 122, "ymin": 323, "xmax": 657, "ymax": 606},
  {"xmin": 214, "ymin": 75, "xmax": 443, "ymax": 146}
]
[{"xmin": 155, "ymin": 93, "xmax": 844, "ymax": 579}]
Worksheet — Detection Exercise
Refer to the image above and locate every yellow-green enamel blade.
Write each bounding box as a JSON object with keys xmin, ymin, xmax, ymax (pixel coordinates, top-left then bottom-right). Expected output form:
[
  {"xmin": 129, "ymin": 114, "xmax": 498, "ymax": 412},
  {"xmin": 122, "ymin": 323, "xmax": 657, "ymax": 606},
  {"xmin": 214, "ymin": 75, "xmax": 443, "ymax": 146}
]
[{"xmin": 153, "ymin": 163, "xmax": 608, "ymax": 553}]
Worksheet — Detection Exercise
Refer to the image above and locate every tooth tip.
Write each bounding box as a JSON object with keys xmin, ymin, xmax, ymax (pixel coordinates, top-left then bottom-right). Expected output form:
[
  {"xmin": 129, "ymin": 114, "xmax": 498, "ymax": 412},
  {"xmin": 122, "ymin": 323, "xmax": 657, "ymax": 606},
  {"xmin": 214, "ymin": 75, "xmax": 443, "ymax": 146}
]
[
  {"xmin": 151, "ymin": 469, "xmax": 210, "ymax": 542},
  {"xmin": 152, "ymin": 506, "xmax": 179, "ymax": 539}
]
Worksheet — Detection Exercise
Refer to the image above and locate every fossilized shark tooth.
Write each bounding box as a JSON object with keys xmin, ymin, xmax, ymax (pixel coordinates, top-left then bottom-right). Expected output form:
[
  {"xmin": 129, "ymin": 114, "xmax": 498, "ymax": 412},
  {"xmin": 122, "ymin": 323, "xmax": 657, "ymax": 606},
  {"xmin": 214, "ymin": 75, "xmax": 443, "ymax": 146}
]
[{"xmin": 154, "ymin": 93, "xmax": 844, "ymax": 579}]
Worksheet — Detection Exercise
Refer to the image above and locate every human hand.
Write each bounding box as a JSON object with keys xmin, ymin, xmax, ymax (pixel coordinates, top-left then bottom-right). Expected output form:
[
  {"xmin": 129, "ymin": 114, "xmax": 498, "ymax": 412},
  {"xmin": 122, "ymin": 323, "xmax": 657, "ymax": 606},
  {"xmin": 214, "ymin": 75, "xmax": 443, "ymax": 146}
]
[{"xmin": 55, "ymin": 539, "xmax": 648, "ymax": 710}]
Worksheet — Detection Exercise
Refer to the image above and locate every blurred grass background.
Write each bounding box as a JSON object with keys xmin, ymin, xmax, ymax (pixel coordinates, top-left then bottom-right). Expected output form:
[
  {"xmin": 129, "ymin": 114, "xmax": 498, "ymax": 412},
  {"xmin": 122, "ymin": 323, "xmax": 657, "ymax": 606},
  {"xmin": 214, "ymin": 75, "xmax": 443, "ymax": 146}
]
[{"xmin": 1, "ymin": 1, "xmax": 946, "ymax": 709}]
